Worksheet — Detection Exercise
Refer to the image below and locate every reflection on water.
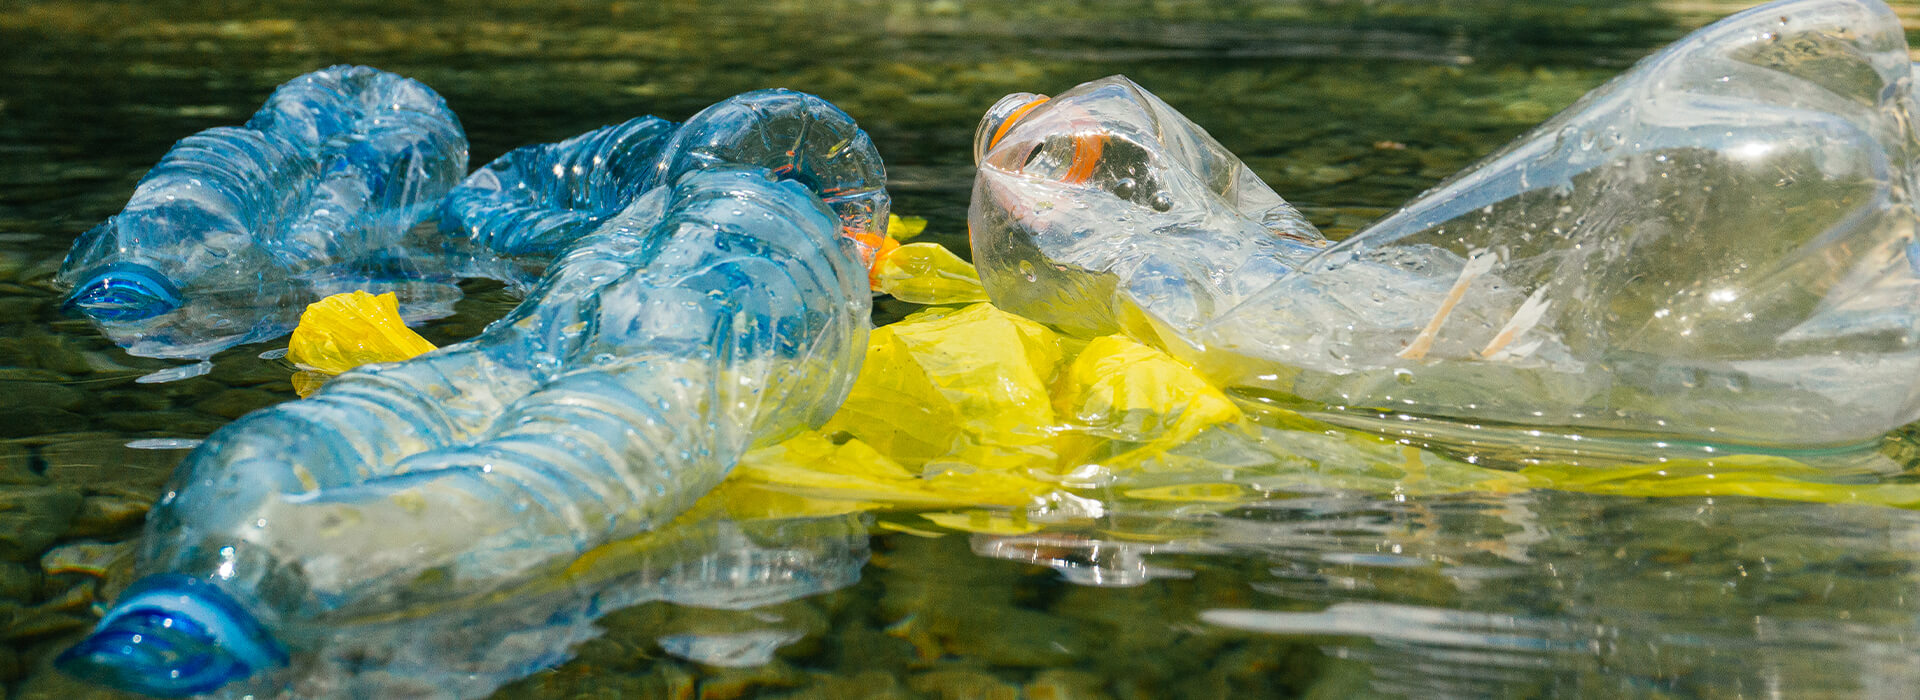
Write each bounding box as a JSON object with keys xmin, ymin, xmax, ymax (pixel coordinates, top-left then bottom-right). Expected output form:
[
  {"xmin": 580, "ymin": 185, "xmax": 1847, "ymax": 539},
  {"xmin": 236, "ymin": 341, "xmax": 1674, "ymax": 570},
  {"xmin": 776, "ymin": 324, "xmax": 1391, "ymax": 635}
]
[
  {"xmin": 973, "ymin": 492, "xmax": 1920, "ymax": 697},
  {"xmin": 4, "ymin": 0, "xmax": 1920, "ymax": 697}
]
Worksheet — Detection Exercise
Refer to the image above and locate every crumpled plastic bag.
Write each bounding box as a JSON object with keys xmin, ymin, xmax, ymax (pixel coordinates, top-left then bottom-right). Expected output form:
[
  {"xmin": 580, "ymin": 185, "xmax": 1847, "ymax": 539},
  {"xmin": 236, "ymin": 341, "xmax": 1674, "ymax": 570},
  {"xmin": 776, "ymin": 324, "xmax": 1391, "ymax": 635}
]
[{"xmin": 285, "ymin": 290, "xmax": 437, "ymax": 396}]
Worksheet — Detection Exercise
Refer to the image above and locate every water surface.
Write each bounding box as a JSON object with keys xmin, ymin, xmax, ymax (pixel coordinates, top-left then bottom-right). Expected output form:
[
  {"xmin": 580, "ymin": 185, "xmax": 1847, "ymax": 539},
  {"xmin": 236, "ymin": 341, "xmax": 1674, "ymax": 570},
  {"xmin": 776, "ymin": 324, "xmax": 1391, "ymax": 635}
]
[{"xmin": 3, "ymin": 1, "xmax": 1920, "ymax": 697}]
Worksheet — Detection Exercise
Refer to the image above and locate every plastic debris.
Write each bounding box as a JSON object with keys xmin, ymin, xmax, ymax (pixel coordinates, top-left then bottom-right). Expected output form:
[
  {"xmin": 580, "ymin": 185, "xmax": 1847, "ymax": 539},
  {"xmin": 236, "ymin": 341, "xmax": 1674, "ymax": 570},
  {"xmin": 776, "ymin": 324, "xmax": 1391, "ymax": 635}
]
[
  {"xmin": 58, "ymin": 167, "xmax": 873, "ymax": 697},
  {"xmin": 56, "ymin": 65, "xmax": 469, "ymax": 362},
  {"xmin": 285, "ymin": 290, "xmax": 436, "ymax": 396},
  {"xmin": 443, "ymin": 89, "xmax": 891, "ymax": 271},
  {"xmin": 968, "ymin": 75, "xmax": 1326, "ymax": 340},
  {"xmin": 730, "ymin": 302, "xmax": 1920, "ymax": 524},
  {"xmin": 969, "ymin": 0, "xmax": 1920, "ymax": 454},
  {"xmin": 440, "ymin": 116, "xmax": 676, "ymax": 258},
  {"xmin": 869, "ymin": 242, "xmax": 992, "ymax": 305},
  {"xmin": 1196, "ymin": 0, "xmax": 1920, "ymax": 453}
]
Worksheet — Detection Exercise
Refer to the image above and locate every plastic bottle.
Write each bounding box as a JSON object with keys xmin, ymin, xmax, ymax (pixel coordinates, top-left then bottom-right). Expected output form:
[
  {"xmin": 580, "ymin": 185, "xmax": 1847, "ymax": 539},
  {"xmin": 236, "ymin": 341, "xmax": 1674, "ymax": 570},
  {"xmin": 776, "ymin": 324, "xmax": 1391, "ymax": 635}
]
[
  {"xmin": 968, "ymin": 75, "xmax": 1327, "ymax": 340},
  {"xmin": 1196, "ymin": 0, "xmax": 1920, "ymax": 453},
  {"xmin": 442, "ymin": 89, "xmax": 891, "ymax": 278},
  {"xmin": 439, "ymin": 116, "xmax": 676, "ymax": 259},
  {"xmin": 56, "ymin": 65, "xmax": 469, "ymax": 361},
  {"xmin": 655, "ymin": 89, "xmax": 892, "ymax": 265},
  {"xmin": 58, "ymin": 166, "xmax": 873, "ymax": 697},
  {"xmin": 970, "ymin": 0, "xmax": 1920, "ymax": 455}
]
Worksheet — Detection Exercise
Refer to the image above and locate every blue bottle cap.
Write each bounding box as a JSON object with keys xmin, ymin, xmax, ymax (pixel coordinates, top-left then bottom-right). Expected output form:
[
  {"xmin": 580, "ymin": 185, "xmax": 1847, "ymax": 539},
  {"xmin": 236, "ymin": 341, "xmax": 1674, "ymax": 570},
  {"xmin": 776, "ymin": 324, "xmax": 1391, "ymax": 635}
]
[
  {"xmin": 57, "ymin": 574, "xmax": 287, "ymax": 697},
  {"xmin": 61, "ymin": 263, "xmax": 183, "ymax": 322}
]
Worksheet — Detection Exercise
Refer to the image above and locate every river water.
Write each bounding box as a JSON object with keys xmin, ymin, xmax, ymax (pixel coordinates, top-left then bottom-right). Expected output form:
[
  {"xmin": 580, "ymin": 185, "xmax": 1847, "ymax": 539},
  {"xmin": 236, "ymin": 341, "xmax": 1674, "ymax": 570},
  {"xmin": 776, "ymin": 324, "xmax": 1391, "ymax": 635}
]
[{"xmin": 3, "ymin": 1, "xmax": 1919, "ymax": 697}]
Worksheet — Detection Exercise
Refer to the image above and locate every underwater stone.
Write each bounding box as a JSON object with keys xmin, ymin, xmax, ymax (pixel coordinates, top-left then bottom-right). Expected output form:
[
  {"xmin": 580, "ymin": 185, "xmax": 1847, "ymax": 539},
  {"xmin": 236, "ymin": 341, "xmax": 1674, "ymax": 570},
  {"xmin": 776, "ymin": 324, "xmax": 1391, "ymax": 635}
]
[
  {"xmin": 189, "ymin": 387, "xmax": 283, "ymax": 420},
  {"xmin": 0, "ymin": 382, "xmax": 88, "ymax": 413},
  {"xmin": 907, "ymin": 669, "xmax": 1023, "ymax": 700},
  {"xmin": 0, "ymin": 443, "xmax": 44, "ymax": 486},
  {"xmin": 97, "ymin": 410, "xmax": 226, "ymax": 435},
  {"xmin": 65, "ymin": 496, "xmax": 151, "ymax": 539},
  {"xmin": 1024, "ymin": 669, "xmax": 1112, "ymax": 700},
  {"xmin": 0, "ymin": 409, "xmax": 85, "ymax": 440},
  {"xmin": 793, "ymin": 670, "xmax": 911, "ymax": 700},
  {"xmin": 0, "ymin": 487, "xmax": 81, "ymax": 562},
  {"xmin": 0, "ymin": 560, "xmax": 40, "ymax": 602},
  {"xmin": 39, "ymin": 438, "xmax": 186, "ymax": 496}
]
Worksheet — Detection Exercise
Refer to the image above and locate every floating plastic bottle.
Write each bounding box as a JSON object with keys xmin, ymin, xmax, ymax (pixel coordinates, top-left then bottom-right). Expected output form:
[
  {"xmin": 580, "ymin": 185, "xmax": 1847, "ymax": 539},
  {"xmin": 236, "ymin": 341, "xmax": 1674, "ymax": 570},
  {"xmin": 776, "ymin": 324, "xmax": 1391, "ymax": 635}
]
[
  {"xmin": 1197, "ymin": 0, "xmax": 1920, "ymax": 453},
  {"xmin": 58, "ymin": 166, "xmax": 872, "ymax": 697},
  {"xmin": 56, "ymin": 65, "xmax": 470, "ymax": 361},
  {"xmin": 970, "ymin": 0, "xmax": 1920, "ymax": 455},
  {"xmin": 443, "ymin": 89, "xmax": 891, "ymax": 276},
  {"xmin": 968, "ymin": 76, "xmax": 1327, "ymax": 339},
  {"xmin": 439, "ymin": 116, "xmax": 676, "ymax": 259}
]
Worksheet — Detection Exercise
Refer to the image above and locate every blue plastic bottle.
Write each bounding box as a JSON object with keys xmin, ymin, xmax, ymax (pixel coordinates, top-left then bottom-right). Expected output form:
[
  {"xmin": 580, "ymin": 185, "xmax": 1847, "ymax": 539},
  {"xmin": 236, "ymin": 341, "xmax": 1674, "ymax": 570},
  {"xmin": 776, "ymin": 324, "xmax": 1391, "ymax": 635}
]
[
  {"xmin": 58, "ymin": 166, "xmax": 873, "ymax": 697},
  {"xmin": 442, "ymin": 88, "xmax": 891, "ymax": 275},
  {"xmin": 57, "ymin": 65, "xmax": 469, "ymax": 360},
  {"xmin": 439, "ymin": 116, "xmax": 677, "ymax": 258}
]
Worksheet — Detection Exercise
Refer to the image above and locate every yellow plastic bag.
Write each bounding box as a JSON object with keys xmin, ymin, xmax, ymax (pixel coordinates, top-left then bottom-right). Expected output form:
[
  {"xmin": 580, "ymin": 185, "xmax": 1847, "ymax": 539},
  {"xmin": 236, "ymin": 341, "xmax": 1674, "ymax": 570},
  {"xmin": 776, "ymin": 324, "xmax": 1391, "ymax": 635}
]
[
  {"xmin": 825, "ymin": 303, "xmax": 1063, "ymax": 472},
  {"xmin": 870, "ymin": 242, "xmax": 990, "ymax": 305},
  {"xmin": 887, "ymin": 214, "xmax": 929, "ymax": 242},
  {"xmin": 1052, "ymin": 334, "xmax": 1243, "ymax": 468},
  {"xmin": 285, "ymin": 291, "xmax": 437, "ymax": 396}
]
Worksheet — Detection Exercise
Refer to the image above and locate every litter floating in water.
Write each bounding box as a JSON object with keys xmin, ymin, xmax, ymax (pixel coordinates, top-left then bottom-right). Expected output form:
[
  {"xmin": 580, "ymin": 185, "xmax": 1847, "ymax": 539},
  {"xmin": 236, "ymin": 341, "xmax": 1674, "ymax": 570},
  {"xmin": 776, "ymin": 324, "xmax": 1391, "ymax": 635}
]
[
  {"xmin": 970, "ymin": 0, "xmax": 1920, "ymax": 456},
  {"xmin": 443, "ymin": 88, "xmax": 893, "ymax": 278},
  {"xmin": 968, "ymin": 75, "xmax": 1327, "ymax": 339},
  {"xmin": 59, "ymin": 166, "xmax": 873, "ymax": 697},
  {"xmin": 285, "ymin": 290, "xmax": 436, "ymax": 396},
  {"xmin": 56, "ymin": 65, "xmax": 469, "ymax": 364}
]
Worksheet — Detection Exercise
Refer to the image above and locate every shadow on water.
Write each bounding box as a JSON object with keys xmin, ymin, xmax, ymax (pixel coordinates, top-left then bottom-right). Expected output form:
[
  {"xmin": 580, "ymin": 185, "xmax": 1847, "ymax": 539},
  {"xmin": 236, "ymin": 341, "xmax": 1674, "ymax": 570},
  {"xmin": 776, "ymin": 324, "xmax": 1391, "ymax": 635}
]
[{"xmin": 4, "ymin": 0, "xmax": 1920, "ymax": 697}]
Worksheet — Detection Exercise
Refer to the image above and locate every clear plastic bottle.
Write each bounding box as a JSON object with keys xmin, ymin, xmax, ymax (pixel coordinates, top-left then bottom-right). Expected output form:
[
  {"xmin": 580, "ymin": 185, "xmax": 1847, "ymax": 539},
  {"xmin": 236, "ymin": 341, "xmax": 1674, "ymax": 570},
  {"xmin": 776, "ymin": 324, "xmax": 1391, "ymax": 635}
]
[
  {"xmin": 970, "ymin": 0, "xmax": 1920, "ymax": 455},
  {"xmin": 58, "ymin": 166, "xmax": 873, "ymax": 697},
  {"xmin": 442, "ymin": 88, "xmax": 891, "ymax": 278},
  {"xmin": 656, "ymin": 89, "xmax": 892, "ymax": 265},
  {"xmin": 57, "ymin": 65, "xmax": 469, "ymax": 360},
  {"xmin": 1197, "ymin": 0, "xmax": 1920, "ymax": 453},
  {"xmin": 968, "ymin": 75, "xmax": 1327, "ymax": 340},
  {"xmin": 439, "ymin": 116, "xmax": 677, "ymax": 259}
]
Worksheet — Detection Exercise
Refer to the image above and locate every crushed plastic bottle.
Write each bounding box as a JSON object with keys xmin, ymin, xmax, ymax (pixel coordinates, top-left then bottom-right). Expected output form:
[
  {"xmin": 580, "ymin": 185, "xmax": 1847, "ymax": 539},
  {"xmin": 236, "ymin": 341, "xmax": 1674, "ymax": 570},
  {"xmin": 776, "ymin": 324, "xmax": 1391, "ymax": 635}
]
[
  {"xmin": 56, "ymin": 65, "xmax": 470, "ymax": 361},
  {"xmin": 968, "ymin": 75, "xmax": 1327, "ymax": 339},
  {"xmin": 969, "ymin": 0, "xmax": 1920, "ymax": 454},
  {"xmin": 57, "ymin": 166, "xmax": 872, "ymax": 697},
  {"xmin": 1196, "ymin": 0, "xmax": 1920, "ymax": 453},
  {"xmin": 440, "ymin": 116, "xmax": 676, "ymax": 260},
  {"xmin": 443, "ymin": 89, "xmax": 891, "ymax": 277}
]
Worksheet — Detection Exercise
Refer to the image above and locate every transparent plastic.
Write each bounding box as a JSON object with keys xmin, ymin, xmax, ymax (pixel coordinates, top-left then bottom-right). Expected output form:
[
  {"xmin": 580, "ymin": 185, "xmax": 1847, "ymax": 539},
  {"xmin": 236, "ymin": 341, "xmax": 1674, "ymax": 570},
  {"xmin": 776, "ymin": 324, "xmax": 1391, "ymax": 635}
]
[
  {"xmin": 443, "ymin": 89, "xmax": 891, "ymax": 276},
  {"xmin": 969, "ymin": 0, "xmax": 1920, "ymax": 453},
  {"xmin": 56, "ymin": 65, "xmax": 470, "ymax": 360},
  {"xmin": 1198, "ymin": 0, "xmax": 1920, "ymax": 452},
  {"xmin": 439, "ymin": 116, "xmax": 676, "ymax": 258},
  {"xmin": 968, "ymin": 76, "xmax": 1326, "ymax": 339},
  {"xmin": 61, "ymin": 167, "xmax": 871, "ymax": 695},
  {"xmin": 256, "ymin": 509, "xmax": 868, "ymax": 698}
]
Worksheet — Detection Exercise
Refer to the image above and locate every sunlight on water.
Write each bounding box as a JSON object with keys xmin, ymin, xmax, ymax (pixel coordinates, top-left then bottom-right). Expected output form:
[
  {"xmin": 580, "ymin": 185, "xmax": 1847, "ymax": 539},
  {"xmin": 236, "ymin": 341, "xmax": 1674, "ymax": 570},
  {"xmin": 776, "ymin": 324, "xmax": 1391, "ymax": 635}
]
[{"xmin": 2, "ymin": 0, "xmax": 1919, "ymax": 698}]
